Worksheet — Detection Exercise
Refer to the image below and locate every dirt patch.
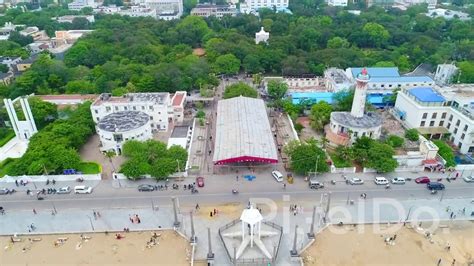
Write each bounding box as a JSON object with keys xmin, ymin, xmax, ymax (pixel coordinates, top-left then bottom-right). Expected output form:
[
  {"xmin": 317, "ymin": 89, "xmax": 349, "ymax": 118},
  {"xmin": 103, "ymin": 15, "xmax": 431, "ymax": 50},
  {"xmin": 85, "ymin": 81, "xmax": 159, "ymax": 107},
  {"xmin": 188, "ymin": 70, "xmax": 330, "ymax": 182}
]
[{"xmin": 1, "ymin": 230, "xmax": 191, "ymax": 265}]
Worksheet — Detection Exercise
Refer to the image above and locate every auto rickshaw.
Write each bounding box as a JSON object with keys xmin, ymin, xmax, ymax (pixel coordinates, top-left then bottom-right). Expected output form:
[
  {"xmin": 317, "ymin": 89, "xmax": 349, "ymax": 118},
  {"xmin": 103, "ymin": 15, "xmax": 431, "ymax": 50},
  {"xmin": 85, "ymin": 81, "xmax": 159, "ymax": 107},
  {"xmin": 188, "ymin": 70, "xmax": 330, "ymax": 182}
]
[{"xmin": 287, "ymin": 173, "xmax": 294, "ymax": 184}]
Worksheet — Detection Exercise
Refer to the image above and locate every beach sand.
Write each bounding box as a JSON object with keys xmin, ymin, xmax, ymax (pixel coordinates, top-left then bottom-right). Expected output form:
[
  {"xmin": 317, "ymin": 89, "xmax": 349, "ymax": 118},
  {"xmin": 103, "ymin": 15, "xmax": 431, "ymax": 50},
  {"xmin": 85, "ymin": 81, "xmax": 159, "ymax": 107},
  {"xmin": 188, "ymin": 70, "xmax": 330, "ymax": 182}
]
[
  {"xmin": 1, "ymin": 230, "xmax": 191, "ymax": 266},
  {"xmin": 303, "ymin": 221, "xmax": 474, "ymax": 265}
]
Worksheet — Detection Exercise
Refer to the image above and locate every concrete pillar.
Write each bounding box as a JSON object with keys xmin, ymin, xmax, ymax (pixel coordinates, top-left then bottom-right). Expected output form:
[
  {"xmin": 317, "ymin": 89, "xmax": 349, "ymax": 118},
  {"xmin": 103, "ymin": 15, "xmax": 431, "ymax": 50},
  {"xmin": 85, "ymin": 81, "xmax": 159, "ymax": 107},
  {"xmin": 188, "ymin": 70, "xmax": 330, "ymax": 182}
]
[
  {"xmin": 207, "ymin": 228, "xmax": 214, "ymax": 261},
  {"xmin": 290, "ymin": 224, "xmax": 298, "ymax": 256},
  {"xmin": 250, "ymin": 223, "xmax": 254, "ymax": 248},
  {"xmin": 308, "ymin": 206, "xmax": 316, "ymax": 239},
  {"xmin": 172, "ymin": 197, "xmax": 180, "ymax": 228},
  {"xmin": 4, "ymin": 99, "xmax": 20, "ymax": 138}
]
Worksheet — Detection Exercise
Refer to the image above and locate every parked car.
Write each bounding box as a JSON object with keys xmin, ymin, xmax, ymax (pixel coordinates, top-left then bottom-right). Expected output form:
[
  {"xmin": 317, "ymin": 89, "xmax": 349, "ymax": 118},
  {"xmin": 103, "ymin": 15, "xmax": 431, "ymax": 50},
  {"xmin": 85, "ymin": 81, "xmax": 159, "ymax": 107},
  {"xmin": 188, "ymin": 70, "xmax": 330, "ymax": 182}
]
[
  {"xmin": 309, "ymin": 178, "xmax": 324, "ymax": 189},
  {"xmin": 463, "ymin": 175, "xmax": 474, "ymax": 183},
  {"xmin": 271, "ymin": 171, "xmax": 284, "ymax": 182},
  {"xmin": 74, "ymin": 185, "xmax": 92, "ymax": 194},
  {"xmin": 196, "ymin": 176, "xmax": 205, "ymax": 187},
  {"xmin": 374, "ymin": 177, "xmax": 389, "ymax": 185},
  {"xmin": 427, "ymin": 182, "xmax": 445, "ymax": 191},
  {"xmin": 415, "ymin": 176, "xmax": 431, "ymax": 184},
  {"xmin": 0, "ymin": 188, "xmax": 10, "ymax": 195},
  {"xmin": 56, "ymin": 186, "xmax": 71, "ymax": 194},
  {"xmin": 391, "ymin": 177, "xmax": 406, "ymax": 184},
  {"xmin": 349, "ymin": 177, "xmax": 364, "ymax": 185},
  {"xmin": 138, "ymin": 184, "xmax": 155, "ymax": 192}
]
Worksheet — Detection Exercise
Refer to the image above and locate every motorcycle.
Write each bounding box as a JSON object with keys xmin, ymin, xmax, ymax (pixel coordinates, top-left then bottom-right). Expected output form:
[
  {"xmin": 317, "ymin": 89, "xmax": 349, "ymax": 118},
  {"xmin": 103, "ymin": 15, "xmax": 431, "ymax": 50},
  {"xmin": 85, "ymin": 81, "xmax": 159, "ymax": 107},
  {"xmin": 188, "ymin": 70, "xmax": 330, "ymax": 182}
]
[
  {"xmin": 431, "ymin": 190, "xmax": 438, "ymax": 195},
  {"xmin": 331, "ymin": 180, "xmax": 336, "ymax": 185},
  {"xmin": 76, "ymin": 178, "xmax": 84, "ymax": 182},
  {"xmin": 232, "ymin": 189, "xmax": 239, "ymax": 194},
  {"xmin": 191, "ymin": 188, "xmax": 198, "ymax": 194},
  {"xmin": 385, "ymin": 184, "xmax": 391, "ymax": 189}
]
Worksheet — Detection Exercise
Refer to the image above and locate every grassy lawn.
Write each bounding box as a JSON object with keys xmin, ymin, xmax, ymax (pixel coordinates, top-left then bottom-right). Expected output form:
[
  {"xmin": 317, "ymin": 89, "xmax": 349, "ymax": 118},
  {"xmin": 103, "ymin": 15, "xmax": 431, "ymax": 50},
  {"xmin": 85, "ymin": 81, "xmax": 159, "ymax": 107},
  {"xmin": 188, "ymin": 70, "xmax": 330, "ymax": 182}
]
[
  {"xmin": 329, "ymin": 153, "xmax": 353, "ymax": 168},
  {"xmin": 0, "ymin": 130, "xmax": 15, "ymax": 147},
  {"xmin": 77, "ymin": 161, "xmax": 102, "ymax": 174}
]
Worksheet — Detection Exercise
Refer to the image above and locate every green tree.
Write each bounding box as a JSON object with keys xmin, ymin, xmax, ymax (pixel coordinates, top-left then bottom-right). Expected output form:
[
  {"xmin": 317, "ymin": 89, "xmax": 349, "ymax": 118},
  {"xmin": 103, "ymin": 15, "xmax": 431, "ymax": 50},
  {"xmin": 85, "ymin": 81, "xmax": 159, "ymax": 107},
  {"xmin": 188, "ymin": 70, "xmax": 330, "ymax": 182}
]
[
  {"xmin": 433, "ymin": 140, "xmax": 456, "ymax": 167},
  {"xmin": 120, "ymin": 158, "xmax": 151, "ymax": 180},
  {"xmin": 458, "ymin": 61, "xmax": 474, "ymax": 83},
  {"xmin": 175, "ymin": 16, "xmax": 210, "ymax": 47},
  {"xmin": 29, "ymin": 97, "xmax": 58, "ymax": 129},
  {"xmin": 332, "ymin": 89, "xmax": 354, "ymax": 111},
  {"xmin": 385, "ymin": 135, "xmax": 405, "ymax": 148},
  {"xmin": 362, "ymin": 22, "xmax": 390, "ymax": 47},
  {"xmin": 327, "ymin": 37, "xmax": 350, "ymax": 49},
  {"xmin": 267, "ymin": 80, "xmax": 288, "ymax": 106},
  {"xmin": 8, "ymin": 31, "xmax": 34, "ymax": 46},
  {"xmin": 214, "ymin": 54, "xmax": 240, "ymax": 75},
  {"xmin": 0, "ymin": 64, "xmax": 8, "ymax": 73},
  {"xmin": 223, "ymin": 82, "xmax": 258, "ymax": 99},
  {"xmin": 286, "ymin": 139, "xmax": 329, "ymax": 175},
  {"xmin": 405, "ymin": 129, "xmax": 420, "ymax": 141},
  {"xmin": 309, "ymin": 101, "xmax": 332, "ymax": 132}
]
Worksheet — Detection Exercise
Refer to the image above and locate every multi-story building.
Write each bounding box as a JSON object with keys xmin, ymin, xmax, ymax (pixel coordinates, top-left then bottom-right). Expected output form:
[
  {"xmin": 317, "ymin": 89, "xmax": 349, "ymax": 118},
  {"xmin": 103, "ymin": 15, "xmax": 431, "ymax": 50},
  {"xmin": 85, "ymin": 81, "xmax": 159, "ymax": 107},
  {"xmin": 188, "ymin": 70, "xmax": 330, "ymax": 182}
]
[
  {"xmin": 91, "ymin": 92, "xmax": 186, "ymax": 132},
  {"xmin": 328, "ymin": 0, "xmax": 348, "ymax": 6},
  {"xmin": 190, "ymin": 4, "xmax": 237, "ymax": 18},
  {"xmin": 394, "ymin": 86, "xmax": 474, "ymax": 154},
  {"xmin": 19, "ymin": 27, "xmax": 49, "ymax": 41},
  {"xmin": 132, "ymin": 0, "xmax": 183, "ymax": 19},
  {"xmin": 240, "ymin": 0, "xmax": 289, "ymax": 14},
  {"xmin": 119, "ymin": 5, "xmax": 157, "ymax": 18},
  {"xmin": 394, "ymin": 0, "xmax": 436, "ymax": 9},
  {"xmin": 55, "ymin": 15, "xmax": 96, "ymax": 24},
  {"xmin": 68, "ymin": 0, "xmax": 99, "ymax": 11}
]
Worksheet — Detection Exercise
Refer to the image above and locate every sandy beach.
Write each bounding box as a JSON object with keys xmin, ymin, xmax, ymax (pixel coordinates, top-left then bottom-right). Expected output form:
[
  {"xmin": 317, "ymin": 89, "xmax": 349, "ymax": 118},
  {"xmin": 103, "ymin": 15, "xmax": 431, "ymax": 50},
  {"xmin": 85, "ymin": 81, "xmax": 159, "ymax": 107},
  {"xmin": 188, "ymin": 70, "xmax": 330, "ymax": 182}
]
[
  {"xmin": 0, "ymin": 230, "xmax": 191, "ymax": 266},
  {"xmin": 303, "ymin": 221, "xmax": 474, "ymax": 266}
]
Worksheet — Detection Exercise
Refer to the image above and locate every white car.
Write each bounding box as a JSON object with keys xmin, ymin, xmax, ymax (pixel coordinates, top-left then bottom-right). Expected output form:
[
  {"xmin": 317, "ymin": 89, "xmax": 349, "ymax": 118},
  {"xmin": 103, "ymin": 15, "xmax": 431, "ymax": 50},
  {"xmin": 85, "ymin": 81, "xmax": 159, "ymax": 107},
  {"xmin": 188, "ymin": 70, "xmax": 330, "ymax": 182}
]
[
  {"xmin": 391, "ymin": 177, "xmax": 406, "ymax": 184},
  {"xmin": 74, "ymin": 185, "xmax": 92, "ymax": 194},
  {"xmin": 271, "ymin": 171, "xmax": 284, "ymax": 182},
  {"xmin": 374, "ymin": 177, "xmax": 389, "ymax": 185},
  {"xmin": 463, "ymin": 176, "xmax": 474, "ymax": 183},
  {"xmin": 56, "ymin": 186, "xmax": 71, "ymax": 194},
  {"xmin": 349, "ymin": 177, "xmax": 364, "ymax": 185}
]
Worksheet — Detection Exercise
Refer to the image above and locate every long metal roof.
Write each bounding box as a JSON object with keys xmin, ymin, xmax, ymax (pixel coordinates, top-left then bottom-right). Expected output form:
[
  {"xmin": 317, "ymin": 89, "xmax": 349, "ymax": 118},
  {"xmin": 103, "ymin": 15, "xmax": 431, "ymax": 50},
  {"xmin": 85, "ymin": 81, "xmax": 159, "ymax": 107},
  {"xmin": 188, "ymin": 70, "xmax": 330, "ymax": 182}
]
[{"xmin": 213, "ymin": 96, "xmax": 278, "ymax": 165}]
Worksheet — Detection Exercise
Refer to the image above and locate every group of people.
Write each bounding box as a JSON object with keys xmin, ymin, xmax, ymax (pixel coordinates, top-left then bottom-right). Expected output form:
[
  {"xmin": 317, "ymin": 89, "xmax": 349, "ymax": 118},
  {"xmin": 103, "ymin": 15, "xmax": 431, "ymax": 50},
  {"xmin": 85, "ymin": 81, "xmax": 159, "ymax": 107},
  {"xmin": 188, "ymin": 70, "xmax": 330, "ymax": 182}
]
[
  {"xmin": 290, "ymin": 204, "xmax": 303, "ymax": 216},
  {"xmin": 209, "ymin": 209, "xmax": 219, "ymax": 217},
  {"xmin": 14, "ymin": 180, "xmax": 28, "ymax": 187},
  {"xmin": 93, "ymin": 211, "xmax": 101, "ymax": 220}
]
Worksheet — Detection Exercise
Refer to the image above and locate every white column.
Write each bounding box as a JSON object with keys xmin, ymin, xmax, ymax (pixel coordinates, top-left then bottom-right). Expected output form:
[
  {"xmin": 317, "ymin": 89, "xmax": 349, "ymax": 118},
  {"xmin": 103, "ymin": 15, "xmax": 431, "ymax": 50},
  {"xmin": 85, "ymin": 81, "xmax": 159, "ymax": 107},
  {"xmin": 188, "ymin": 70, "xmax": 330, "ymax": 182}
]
[
  {"xmin": 258, "ymin": 221, "xmax": 261, "ymax": 240},
  {"xmin": 250, "ymin": 223, "xmax": 254, "ymax": 247},
  {"xmin": 350, "ymin": 79, "xmax": 368, "ymax": 118},
  {"xmin": 241, "ymin": 221, "xmax": 245, "ymax": 241},
  {"xmin": 23, "ymin": 97, "xmax": 38, "ymax": 133},
  {"xmin": 4, "ymin": 99, "xmax": 20, "ymax": 138}
]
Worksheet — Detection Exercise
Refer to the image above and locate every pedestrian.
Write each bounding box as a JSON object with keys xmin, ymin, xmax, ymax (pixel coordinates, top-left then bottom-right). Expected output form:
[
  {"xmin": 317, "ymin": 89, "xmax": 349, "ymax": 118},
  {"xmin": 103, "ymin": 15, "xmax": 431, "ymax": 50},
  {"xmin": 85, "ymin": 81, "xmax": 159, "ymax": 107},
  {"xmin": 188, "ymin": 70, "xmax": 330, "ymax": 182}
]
[
  {"xmin": 236, "ymin": 175, "xmax": 239, "ymax": 181},
  {"xmin": 450, "ymin": 212, "xmax": 454, "ymax": 219},
  {"xmin": 293, "ymin": 209, "xmax": 297, "ymax": 216},
  {"xmin": 137, "ymin": 218, "xmax": 141, "ymax": 224},
  {"xmin": 129, "ymin": 216, "xmax": 133, "ymax": 223},
  {"xmin": 15, "ymin": 180, "xmax": 18, "ymax": 187},
  {"xmin": 210, "ymin": 212, "xmax": 213, "ymax": 217},
  {"xmin": 283, "ymin": 183, "xmax": 286, "ymax": 189},
  {"xmin": 437, "ymin": 258, "xmax": 442, "ymax": 266},
  {"xmin": 195, "ymin": 204, "xmax": 200, "ymax": 210},
  {"xmin": 51, "ymin": 210, "xmax": 55, "ymax": 216},
  {"xmin": 213, "ymin": 209, "xmax": 217, "ymax": 215},
  {"xmin": 452, "ymin": 259, "xmax": 456, "ymax": 265},
  {"xmin": 462, "ymin": 208, "xmax": 466, "ymax": 215},
  {"xmin": 33, "ymin": 209, "xmax": 36, "ymax": 215},
  {"xmin": 446, "ymin": 243, "xmax": 451, "ymax": 251},
  {"xmin": 97, "ymin": 212, "xmax": 101, "ymax": 218},
  {"xmin": 93, "ymin": 211, "xmax": 97, "ymax": 219}
]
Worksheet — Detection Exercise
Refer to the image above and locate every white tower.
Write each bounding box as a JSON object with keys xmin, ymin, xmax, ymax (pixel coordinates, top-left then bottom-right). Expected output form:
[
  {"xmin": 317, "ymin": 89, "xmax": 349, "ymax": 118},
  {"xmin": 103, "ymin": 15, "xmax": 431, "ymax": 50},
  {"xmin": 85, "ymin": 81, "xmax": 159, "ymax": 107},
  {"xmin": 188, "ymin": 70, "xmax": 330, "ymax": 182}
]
[
  {"xmin": 3, "ymin": 97, "xmax": 38, "ymax": 140},
  {"xmin": 255, "ymin": 27, "xmax": 269, "ymax": 44},
  {"xmin": 350, "ymin": 68, "xmax": 370, "ymax": 118}
]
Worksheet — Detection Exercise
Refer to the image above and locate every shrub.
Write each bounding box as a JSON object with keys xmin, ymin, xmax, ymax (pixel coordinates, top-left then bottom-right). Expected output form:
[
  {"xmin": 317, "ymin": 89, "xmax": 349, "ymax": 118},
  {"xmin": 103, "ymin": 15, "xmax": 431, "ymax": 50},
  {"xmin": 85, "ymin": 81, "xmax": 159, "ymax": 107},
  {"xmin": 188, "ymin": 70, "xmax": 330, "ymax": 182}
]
[
  {"xmin": 433, "ymin": 140, "xmax": 456, "ymax": 167},
  {"xmin": 386, "ymin": 135, "xmax": 405, "ymax": 148},
  {"xmin": 405, "ymin": 129, "xmax": 419, "ymax": 141}
]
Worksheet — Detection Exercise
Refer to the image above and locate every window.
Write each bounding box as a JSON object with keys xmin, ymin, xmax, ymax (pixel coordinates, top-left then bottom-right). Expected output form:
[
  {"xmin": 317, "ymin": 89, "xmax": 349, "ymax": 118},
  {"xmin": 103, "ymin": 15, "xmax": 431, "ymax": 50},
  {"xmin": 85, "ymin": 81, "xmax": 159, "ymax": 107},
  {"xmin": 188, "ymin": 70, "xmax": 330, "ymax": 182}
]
[
  {"xmin": 431, "ymin": 113, "xmax": 437, "ymax": 119},
  {"xmin": 454, "ymin": 128, "xmax": 458, "ymax": 134},
  {"xmin": 458, "ymin": 142, "xmax": 462, "ymax": 149},
  {"xmin": 429, "ymin": 121, "xmax": 435, "ymax": 127},
  {"xmin": 133, "ymin": 106, "xmax": 136, "ymax": 110},
  {"xmin": 420, "ymin": 121, "xmax": 425, "ymax": 127},
  {"xmin": 150, "ymin": 116, "xmax": 153, "ymax": 120},
  {"xmin": 142, "ymin": 106, "xmax": 145, "ymax": 110},
  {"xmin": 441, "ymin": 112, "xmax": 447, "ymax": 119},
  {"xmin": 447, "ymin": 123, "xmax": 451, "ymax": 129},
  {"xmin": 353, "ymin": 132, "xmax": 358, "ymax": 137},
  {"xmin": 439, "ymin": 121, "xmax": 444, "ymax": 127},
  {"xmin": 464, "ymin": 125, "xmax": 468, "ymax": 131},
  {"xmin": 124, "ymin": 106, "xmax": 127, "ymax": 110},
  {"xmin": 422, "ymin": 113, "xmax": 427, "ymax": 119},
  {"xmin": 461, "ymin": 133, "xmax": 465, "ymax": 140},
  {"xmin": 106, "ymin": 107, "xmax": 111, "ymax": 112},
  {"xmin": 456, "ymin": 120, "xmax": 460, "ymax": 126},
  {"xmin": 449, "ymin": 115, "xmax": 453, "ymax": 121},
  {"xmin": 115, "ymin": 106, "xmax": 119, "ymax": 111},
  {"xmin": 94, "ymin": 110, "xmax": 98, "ymax": 114}
]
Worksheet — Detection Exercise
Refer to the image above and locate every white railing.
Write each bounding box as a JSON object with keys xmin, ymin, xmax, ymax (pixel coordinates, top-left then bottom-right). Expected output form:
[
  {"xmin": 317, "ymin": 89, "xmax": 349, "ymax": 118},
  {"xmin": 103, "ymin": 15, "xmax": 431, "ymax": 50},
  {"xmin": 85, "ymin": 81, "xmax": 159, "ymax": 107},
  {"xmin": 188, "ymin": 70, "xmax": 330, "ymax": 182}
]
[{"xmin": 0, "ymin": 174, "xmax": 102, "ymax": 183}]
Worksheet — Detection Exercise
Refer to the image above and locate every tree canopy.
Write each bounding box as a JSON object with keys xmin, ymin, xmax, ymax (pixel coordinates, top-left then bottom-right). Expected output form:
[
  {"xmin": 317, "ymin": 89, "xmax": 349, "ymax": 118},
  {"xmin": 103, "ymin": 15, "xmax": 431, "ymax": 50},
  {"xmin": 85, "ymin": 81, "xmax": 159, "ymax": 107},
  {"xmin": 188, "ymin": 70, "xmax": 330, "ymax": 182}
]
[
  {"xmin": 310, "ymin": 101, "xmax": 332, "ymax": 132},
  {"xmin": 352, "ymin": 136, "xmax": 398, "ymax": 173},
  {"xmin": 223, "ymin": 82, "xmax": 258, "ymax": 99},
  {"xmin": 120, "ymin": 140, "xmax": 188, "ymax": 180},
  {"xmin": 285, "ymin": 139, "xmax": 329, "ymax": 175}
]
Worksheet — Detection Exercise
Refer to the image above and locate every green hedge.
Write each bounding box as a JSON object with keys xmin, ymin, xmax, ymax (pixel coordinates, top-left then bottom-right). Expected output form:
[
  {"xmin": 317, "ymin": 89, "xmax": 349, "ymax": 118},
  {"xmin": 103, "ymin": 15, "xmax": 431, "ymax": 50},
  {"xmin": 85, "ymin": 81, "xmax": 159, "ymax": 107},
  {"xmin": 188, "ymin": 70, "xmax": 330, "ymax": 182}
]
[
  {"xmin": 433, "ymin": 140, "xmax": 456, "ymax": 167},
  {"xmin": 0, "ymin": 129, "xmax": 15, "ymax": 147}
]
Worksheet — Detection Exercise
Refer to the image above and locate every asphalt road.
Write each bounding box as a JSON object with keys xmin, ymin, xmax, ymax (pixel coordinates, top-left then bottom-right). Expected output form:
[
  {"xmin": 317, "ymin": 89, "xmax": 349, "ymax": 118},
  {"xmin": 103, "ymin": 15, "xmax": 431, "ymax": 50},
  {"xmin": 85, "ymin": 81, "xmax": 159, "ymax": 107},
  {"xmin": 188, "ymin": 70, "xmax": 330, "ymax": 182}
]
[{"xmin": 2, "ymin": 178, "xmax": 473, "ymax": 212}]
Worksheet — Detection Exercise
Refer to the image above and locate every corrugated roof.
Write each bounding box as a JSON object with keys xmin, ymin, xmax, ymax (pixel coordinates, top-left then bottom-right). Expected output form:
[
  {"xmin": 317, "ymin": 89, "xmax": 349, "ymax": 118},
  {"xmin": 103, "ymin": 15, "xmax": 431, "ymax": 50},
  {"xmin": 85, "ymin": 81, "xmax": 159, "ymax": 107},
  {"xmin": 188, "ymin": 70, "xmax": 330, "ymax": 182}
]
[
  {"xmin": 370, "ymin": 76, "xmax": 434, "ymax": 83},
  {"xmin": 213, "ymin": 96, "xmax": 278, "ymax": 164},
  {"xmin": 351, "ymin": 67, "xmax": 400, "ymax": 78},
  {"xmin": 408, "ymin": 87, "xmax": 445, "ymax": 103},
  {"xmin": 290, "ymin": 92, "xmax": 334, "ymax": 104}
]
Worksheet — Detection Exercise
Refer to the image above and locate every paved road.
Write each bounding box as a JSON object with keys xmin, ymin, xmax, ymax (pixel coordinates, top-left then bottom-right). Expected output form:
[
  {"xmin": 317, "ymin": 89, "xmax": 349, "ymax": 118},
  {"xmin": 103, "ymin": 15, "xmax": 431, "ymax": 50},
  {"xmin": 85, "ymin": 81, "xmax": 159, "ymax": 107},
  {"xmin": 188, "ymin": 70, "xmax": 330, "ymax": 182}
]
[{"xmin": 2, "ymin": 175, "xmax": 473, "ymax": 212}]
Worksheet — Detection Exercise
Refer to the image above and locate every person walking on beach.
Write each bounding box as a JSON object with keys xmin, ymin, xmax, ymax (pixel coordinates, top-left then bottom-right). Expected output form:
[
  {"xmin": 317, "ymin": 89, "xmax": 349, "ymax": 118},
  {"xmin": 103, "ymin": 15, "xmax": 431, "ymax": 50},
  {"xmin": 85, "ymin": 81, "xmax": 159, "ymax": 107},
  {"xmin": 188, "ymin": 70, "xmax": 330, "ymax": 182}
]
[
  {"xmin": 33, "ymin": 209, "xmax": 36, "ymax": 215},
  {"xmin": 195, "ymin": 204, "xmax": 200, "ymax": 210},
  {"xmin": 437, "ymin": 258, "xmax": 442, "ymax": 266}
]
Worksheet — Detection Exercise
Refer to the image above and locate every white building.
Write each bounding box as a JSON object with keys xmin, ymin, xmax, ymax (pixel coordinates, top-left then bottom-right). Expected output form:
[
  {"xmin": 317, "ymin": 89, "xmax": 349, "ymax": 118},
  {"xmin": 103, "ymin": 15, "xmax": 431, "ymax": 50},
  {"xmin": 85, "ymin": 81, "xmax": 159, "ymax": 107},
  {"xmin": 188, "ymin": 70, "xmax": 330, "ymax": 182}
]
[
  {"xmin": 324, "ymin": 67, "xmax": 352, "ymax": 92},
  {"xmin": 425, "ymin": 8, "xmax": 470, "ymax": 21},
  {"xmin": 119, "ymin": 5, "xmax": 157, "ymax": 18},
  {"xmin": 190, "ymin": 4, "xmax": 237, "ymax": 18},
  {"xmin": 91, "ymin": 92, "xmax": 186, "ymax": 132},
  {"xmin": 345, "ymin": 67, "xmax": 435, "ymax": 93},
  {"xmin": 434, "ymin": 63, "xmax": 458, "ymax": 86},
  {"xmin": 55, "ymin": 15, "xmax": 95, "ymax": 24},
  {"xmin": 68, "ymin": 0, "xmax": 99, "ymax": 11},
  {"xmin": 394, "ymin": 86, "xmax": 474, "ymax": 154},
  {"xmin": 240, "ymin": 0, "xmax": 288, "ymax": 14},
  {"xmin": 132, "ymin": 0, "xmax": 183, "ymax": 20},
  {"xmin": 93, "ymin": 5, "xmax": 122, "ymax": 14},
  {"xmin": 96, "ymin": 111, "xmax": 153, "ymax": 153},
  {"xmin": 19, "ymin": 27, "xmax": 49, "ymax": 41},
  {"xmin": 255, "ymin": 27, "xmax": 269, "ymax": 44},
  {"xmin": 263, "ymin": 75, "xmax": 325, "ymax": 93},
  {"xmin": 167, "ymin": 125, "xmax": 191, "ymax": 149},
  {"xmin": 328, "ymin": 0, "xmax": 348, "ymax": 6},
  {"xmin": 395, "ymin": 0, "xmax": 436, "ymax": 9},
  {"xmin": 326, "ymin": 68, "xmax": 382, "ymax": 146}
]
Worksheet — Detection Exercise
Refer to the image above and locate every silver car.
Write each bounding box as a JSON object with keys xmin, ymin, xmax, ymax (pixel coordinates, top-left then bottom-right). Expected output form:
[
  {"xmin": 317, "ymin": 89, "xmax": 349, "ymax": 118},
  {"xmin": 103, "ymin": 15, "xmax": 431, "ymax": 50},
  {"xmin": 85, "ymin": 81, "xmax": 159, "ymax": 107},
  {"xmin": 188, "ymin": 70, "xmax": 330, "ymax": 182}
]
[
  {"xmin": 391, "ymin": 177, "xmax": 406, "ymax": 184},
  {"xmin": 0, "ymin": 188, "xmax": 10, "ymax": 195},
  {"xmin": 349, "ymin": 178, "xmax": 364, "ymax": 185},
  {"xmin": 463, "ymin": 176, "xmax": 474, "ymax": 183},
  {"xmin": 56, "ymin": 186, "xmax": 71, "ymax": 194}
]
